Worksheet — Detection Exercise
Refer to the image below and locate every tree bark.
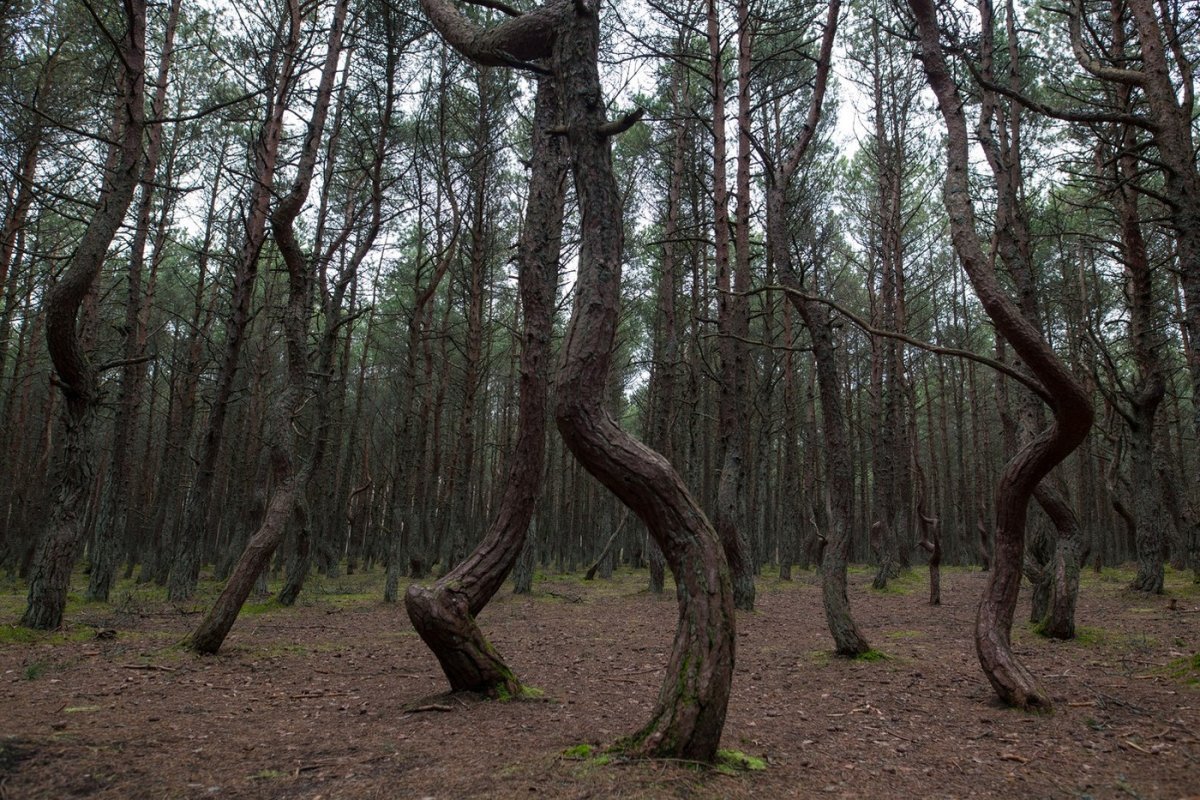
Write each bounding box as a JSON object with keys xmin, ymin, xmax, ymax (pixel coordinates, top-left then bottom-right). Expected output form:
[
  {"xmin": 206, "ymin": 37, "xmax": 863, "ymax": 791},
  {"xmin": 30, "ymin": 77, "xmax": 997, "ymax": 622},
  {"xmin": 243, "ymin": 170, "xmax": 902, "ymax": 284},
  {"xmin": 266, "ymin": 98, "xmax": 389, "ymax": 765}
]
[
  {"xmin": 417, "ymin": 0, "xmax": 736, "ymax": 761},
  {"xmin": 760, "ymin": 0, "xmax": 865, "ymax": 656},
  {"xmin": 710, "ymin": 0, "xmax": 756, "ymax": 611},
  {"xmin": 405, "ymin": 73, "xmax": 566, "ymax": 697},
  {"xmin": 88, "ymin": 0, "xmax": 182, "ymax": 601},
  {"xmin": 188, "ymin": 0, "xmax": 347, "ymax": 653},
  {"xmin": 909, "ymin": 0, "xmax": 1094, "ymax": 709},
  {"xmin": 167, "ymin": 4, "xmax": 302, "ymax": 602},
  {"xmin": 22, "ymin": 0, "xmax": 146, "ymax": 630},
  {"xmin": 553, "ymin": 2, "xmax": 735, "ymax": 758}
]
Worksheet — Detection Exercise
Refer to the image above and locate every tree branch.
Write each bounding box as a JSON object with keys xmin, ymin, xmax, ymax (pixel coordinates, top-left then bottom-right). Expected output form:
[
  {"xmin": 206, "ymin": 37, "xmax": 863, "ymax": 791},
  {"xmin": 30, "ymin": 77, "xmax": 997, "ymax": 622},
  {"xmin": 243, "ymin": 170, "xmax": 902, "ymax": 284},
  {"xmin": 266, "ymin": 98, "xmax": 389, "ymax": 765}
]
[
  {"xmin": 754, "ymin": 284, "xmax": 1054, "ymax": 403},
  {"xmin": 597, "ymin": 106, "xmax": 644, "ymax": 136}
]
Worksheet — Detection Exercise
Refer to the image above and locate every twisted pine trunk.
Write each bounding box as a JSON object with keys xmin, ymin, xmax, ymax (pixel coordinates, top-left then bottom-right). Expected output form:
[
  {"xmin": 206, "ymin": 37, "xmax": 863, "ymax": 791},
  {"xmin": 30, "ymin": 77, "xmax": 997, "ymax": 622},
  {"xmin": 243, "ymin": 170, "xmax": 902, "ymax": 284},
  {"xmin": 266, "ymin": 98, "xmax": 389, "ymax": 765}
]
[
  {"xmin": 405, "ymin": 74, "xmax": 566, "ymax": 697},
  {"xmin": 552, "ymin": 2, "xmax": 734, "ymax": 759},
  {"xmin": 22, "ymin": 0, "xmax": 146, "ymax": 630},
  {"xmin": 416, "ymin": 0, "xmax": 736, "ymax": 761},
  {"xmin": 909, "ymin": 0, "xmax": 1093, "ymax": 709}
]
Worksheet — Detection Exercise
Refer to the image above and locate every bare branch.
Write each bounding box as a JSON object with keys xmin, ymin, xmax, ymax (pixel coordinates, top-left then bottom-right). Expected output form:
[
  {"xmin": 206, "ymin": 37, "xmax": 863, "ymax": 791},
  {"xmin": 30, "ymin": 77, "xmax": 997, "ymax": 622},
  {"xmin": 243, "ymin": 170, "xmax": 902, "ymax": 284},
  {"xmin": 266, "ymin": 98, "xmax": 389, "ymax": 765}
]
[
  {"xmin": 754, "ymin": 284, "xmax": 1054, "ymax": 403},
  {"xmin": 598, "ymin": 106, "xmax": 644, "ymax": 136}
]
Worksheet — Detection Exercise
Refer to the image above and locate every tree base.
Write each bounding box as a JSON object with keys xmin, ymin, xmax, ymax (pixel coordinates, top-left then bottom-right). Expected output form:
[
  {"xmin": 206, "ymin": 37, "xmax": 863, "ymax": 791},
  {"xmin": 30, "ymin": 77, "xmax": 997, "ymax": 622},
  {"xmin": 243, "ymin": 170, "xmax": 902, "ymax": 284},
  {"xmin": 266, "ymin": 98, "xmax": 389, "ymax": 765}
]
[{"xmin": 405, "ymin": 583, "xmax": 524, "ymax": 698}]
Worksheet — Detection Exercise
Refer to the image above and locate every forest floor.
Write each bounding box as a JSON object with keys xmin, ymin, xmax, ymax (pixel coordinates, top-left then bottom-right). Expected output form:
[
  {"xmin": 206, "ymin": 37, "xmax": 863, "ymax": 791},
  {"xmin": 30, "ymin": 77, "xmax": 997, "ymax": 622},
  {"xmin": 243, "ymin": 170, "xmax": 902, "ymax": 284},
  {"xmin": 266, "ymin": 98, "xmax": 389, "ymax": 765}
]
[{"xmin": 1, "ymin": 564, "xmax": 1198, "ymax": 799}]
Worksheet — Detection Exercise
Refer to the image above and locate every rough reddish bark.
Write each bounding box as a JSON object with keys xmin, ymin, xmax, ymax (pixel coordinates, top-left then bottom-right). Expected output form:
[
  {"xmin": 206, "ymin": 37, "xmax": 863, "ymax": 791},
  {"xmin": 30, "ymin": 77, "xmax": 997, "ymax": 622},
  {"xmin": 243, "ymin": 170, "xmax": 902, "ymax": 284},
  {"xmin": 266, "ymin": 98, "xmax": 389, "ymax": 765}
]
[
  {"xmin": 984, "ymin": 0, "xmax": 1088, "ymax": 638},
  {"xmin": 21, "ymin": 0, "xmax": 146, "ymax": 630},
  {"xmin": 552, "ymin": 2, "xmax": 734, "ymax": 759},
  {"xmin": 417, "ymin": 0, "xmax": 736, "ymax": 762},
  {"xmin": 405, "ymin": 74, "xmax": 566, "ymax": 697},
  {"xmin": 910, "ymin": 0, "xmax": 1094, "ymax": 709}
]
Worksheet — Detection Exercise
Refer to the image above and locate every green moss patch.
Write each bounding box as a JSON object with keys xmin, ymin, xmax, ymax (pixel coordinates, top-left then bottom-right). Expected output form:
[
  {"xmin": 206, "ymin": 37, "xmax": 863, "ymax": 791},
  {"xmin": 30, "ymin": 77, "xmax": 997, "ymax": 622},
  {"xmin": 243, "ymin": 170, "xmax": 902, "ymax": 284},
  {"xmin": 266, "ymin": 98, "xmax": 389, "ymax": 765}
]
[
  {"xmin": 0, "ymin": 623, "xmax": 99, "ymax": 647},
  {"xmin": 561, "ymin": 743, "xmax": 612, "ymax": 766},
  {"xmin": 885, "ymin": 629, "xmax": 924, "ymax": 640},
  {"xmin": 0, "ymin": 624, "xmax": 39, "ymax": 645},
  {"xmin": 1164, "ymin": 652, "xmax": 1200, "ymax": 687},
  {"xmin": 241, "ymin": 599, "xmax": 284, "ymax": 616},
  {"xmin": 869, "ymin": 570, "xmax": 924, "ymax": 596},
  {"xmin": 496, "ymin": 684, "xmax": 545, "ymax": 702},
  {"xmin": 714, "ymin": 749, "xmax": 767, "ymax": 775}
]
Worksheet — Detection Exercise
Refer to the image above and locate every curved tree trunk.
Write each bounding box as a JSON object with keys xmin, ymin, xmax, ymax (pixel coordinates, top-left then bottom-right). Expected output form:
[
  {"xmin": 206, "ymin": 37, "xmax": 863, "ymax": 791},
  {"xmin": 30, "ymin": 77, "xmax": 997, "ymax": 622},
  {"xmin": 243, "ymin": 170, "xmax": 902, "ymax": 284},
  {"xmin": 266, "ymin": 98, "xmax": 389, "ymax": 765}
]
[
  {"xmin": 22, "ymin": 0, "xmax": 146, "ymax": 629},
  {"xmin": 405, "ymin": 74, "xmax": 566, "ymax": 697},
  {"xmin": 167, "ymin": 7, "xmax": 301, "ymax": 603},
  {"xmin": 909, "ymin": 0, "xmax": 1094, "ymax": 709},
  {"xmin": 188, "ymin": 0, "xmax": 346, "ymax": 653},
  {"xmin": 552, "ymin": 3, "xmax": 734, "ymax": 760},
  {"xmin": 417, "ymin": 0, "xmax": 735, "ymax": 763}
]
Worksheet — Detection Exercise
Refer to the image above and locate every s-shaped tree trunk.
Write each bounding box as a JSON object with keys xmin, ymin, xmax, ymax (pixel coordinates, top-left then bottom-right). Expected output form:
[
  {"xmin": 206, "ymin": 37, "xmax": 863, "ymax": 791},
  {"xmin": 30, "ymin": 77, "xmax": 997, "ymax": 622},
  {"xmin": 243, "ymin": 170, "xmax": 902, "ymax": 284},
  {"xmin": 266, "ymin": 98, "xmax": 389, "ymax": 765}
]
[
  {"xmin": 909, "ymin": 0, "xmax": 1094, "ymax": 710},
  {"xmin": 22, "ymin": 0, "xmax": 146, "ymax": 630},
  {"xmin": 417, "ymin": 0, "xmax": 735, "ymax": 762}
]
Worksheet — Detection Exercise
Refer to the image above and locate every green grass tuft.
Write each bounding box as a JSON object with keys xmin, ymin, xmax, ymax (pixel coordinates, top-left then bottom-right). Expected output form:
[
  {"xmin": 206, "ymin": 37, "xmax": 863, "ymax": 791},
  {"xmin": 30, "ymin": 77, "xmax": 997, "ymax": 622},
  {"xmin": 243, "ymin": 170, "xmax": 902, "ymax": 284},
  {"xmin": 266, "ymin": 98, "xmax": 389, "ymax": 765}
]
[
  {"xmin": 885, "ymin": 629, "xmax": 923, "ymax": 640},
  {"xmin": 561, "ymin": 743, "xmax": 612, "ymax": 766},
  {"xmin": 868, "ymin": 569, "xmax": 926, "ymax": 596},
  {"xmin": 853, "ymin": 648, "xmax": 890, "ymax": 662},
  {"xmin": 562, "ymin": 744, "xmax": 595, "ymax": 759},
  {"xmin": 241, "ymin": 599, "xmax": 284, "ymax": 616},
  {"xmin": 0, "ymin": 624, "xmax": 38, "ymax": 645},
  {"xmin": 1164, "ymin": 652, "xmax": 1200, "ymax": 686}
]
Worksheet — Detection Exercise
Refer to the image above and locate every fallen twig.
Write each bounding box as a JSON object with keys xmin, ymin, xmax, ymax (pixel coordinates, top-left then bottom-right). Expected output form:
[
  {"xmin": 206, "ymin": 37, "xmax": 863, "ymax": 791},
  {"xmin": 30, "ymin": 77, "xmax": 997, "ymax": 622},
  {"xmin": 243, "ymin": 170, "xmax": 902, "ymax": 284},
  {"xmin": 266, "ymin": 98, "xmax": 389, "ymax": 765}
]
[
  {"xmin": 120, "ymin": 663, "xmax": 177, "ymax": 672},
  {"xmin": 543, "ymin": 590, "xmax": 583, "ymax": 604}
]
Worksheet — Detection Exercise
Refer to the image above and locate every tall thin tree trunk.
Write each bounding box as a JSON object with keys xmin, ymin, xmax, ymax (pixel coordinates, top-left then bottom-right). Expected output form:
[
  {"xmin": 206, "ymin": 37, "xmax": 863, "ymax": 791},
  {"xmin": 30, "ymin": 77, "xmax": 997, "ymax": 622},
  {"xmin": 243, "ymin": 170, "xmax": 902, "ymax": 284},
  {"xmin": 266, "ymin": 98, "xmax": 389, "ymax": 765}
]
[
  {"xmin": 189, "ymin": 0, "xmax": 347, "ymax": 652},
  {"xmin": 22, "ymin": 0, "xmax": 146, "ymax": 629},
  {"xmin": 762, "ymin": 0, "xmax": 864, "ymax": 656},
  {"xmin": 167, "ymin": 7, "xmax": 301, "ymax": 602},
  {"xmin": 709, "ymin": 0, "xmax": 755, "ymax": 611},
  {"xmin": 88, "ymin": 0, "xmax": 182, "ymax": 601}
]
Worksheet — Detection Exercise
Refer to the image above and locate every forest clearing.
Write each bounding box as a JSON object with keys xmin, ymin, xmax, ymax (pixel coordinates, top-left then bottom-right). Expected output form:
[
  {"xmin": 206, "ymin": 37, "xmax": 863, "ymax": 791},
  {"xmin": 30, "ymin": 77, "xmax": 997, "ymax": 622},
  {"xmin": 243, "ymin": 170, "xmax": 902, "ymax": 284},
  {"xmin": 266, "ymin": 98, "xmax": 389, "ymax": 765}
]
[
  {"xmin": 1, "ymin": 566, "xmax": 1197, "ymax": 799},
  {"xmin": 5, "ymin": 0, "xmax": 1200, "ymax": 793}
]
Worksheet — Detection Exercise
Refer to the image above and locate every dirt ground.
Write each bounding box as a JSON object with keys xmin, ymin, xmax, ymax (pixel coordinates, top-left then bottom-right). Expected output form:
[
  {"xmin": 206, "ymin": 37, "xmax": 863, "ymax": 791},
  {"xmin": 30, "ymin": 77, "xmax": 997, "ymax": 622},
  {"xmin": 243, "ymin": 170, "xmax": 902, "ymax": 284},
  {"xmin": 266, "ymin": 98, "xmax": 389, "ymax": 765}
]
[{"xmin": 1, "ymin": 565, "xmax": 1198, "ymax": 799}]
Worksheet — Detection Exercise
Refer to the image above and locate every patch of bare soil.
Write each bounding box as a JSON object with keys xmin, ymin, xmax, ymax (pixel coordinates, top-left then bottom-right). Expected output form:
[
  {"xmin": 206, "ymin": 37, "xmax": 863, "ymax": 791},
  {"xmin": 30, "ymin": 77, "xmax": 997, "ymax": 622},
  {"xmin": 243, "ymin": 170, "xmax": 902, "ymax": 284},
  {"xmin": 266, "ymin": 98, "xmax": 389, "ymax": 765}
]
[{"xmin": 1, "ymin": 567, "xmax": 1197, "ymax": 799}]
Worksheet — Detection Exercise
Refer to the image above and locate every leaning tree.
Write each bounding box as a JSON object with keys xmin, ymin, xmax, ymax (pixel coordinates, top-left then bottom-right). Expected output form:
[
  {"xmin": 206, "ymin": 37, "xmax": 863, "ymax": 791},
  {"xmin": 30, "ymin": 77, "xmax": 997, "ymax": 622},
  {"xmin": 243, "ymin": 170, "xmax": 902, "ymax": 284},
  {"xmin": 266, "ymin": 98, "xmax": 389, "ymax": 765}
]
[
  {"xmin": 404, "ymin": 71, "xmax": 567, "ymax": 698},
  {"xmin": 416, "ymin": 0, "xmax": 736, "ymax": 762},
  {"xmin": 907, "ymin": 0, "xmax": 1094, "ymax": 709},
  {"xmin": 22, "ymin": 0, "xmax": 146, "ymax": 630}
]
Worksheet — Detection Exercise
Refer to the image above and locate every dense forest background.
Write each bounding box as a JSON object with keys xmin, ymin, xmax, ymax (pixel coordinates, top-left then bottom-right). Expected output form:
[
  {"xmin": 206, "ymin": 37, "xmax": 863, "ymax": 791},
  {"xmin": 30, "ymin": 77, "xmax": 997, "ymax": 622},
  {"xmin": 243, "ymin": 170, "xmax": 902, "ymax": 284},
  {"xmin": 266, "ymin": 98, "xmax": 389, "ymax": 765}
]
[{"xmin": 1, "ymin": 0, "xmax": 1197, "ymax": 643}]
